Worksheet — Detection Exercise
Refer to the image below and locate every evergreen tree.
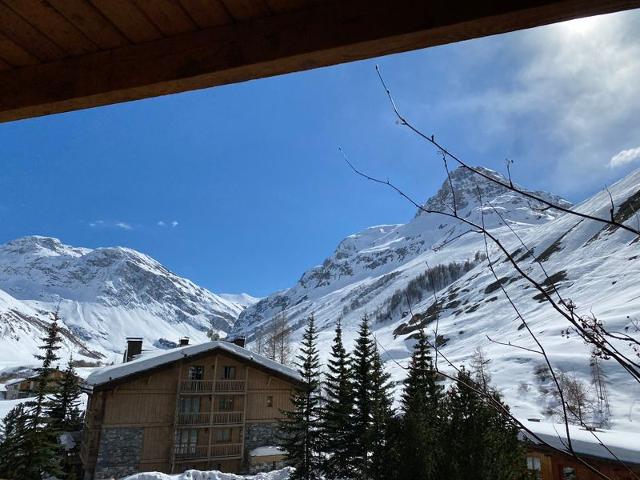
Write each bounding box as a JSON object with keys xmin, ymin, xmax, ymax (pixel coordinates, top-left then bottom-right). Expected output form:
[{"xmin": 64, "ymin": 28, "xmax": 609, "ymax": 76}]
[
  {"xmin": 49, "ymin": 358, "xmax": 84, "ymax": 480},
  {"xmin": 349, "ymin": 315, "xmax": 394, "ymax": 480},
  {"xmin": 0, "ymin": 403, "xmax": 30, "ymax": 479},
  {"xmin": 49, "ymin": 358, "xmax": 83, "ymax": 432},
  {"xmin": 320, "ymin": 319, "xmax": 354, "ymax": 480},
  {"xmin": 470, "ymin": 346, "xmax": 492, "ymax": 392},
  {"xmin": 20, "ymin": 314, "xmax": 64, "ymax": 480},
  {"xmin": 279, "ymin": 314, "xmax": 322, "ymax": 480},
  {"xmin": 369, "ymin": 343, "xmax": 394, "ymax": 480},
  {"xmin": 398, "ymin": 329, "xmax": 444, "ymax": 480},
  {"xmin": 442, "ymin": 368, "xmax": 528, "ymax": 480}
]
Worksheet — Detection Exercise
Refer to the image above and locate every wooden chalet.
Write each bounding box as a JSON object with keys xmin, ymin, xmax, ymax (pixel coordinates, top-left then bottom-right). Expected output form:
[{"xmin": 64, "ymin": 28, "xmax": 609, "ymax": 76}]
[
  {"xmin": 521, "ymin": 419, "xmax": 640, "ymax": 480},
  {"xmin": 80, "ymin": 338, "xmax": 303, "ymax": 479},
  {"xmin": 4, "ymin": 368, "xmax": 68, "ymax": 400}
]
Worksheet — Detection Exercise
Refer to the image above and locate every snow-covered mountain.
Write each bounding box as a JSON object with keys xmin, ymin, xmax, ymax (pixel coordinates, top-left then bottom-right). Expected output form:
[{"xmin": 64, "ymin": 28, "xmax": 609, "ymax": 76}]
[
  {"xmin": 234, "ymin": 166, "xmax": 640, "ymax": 428},
  {"xmin": 0, "ymin": 237, "xmax": 249, "ymax": 369}
]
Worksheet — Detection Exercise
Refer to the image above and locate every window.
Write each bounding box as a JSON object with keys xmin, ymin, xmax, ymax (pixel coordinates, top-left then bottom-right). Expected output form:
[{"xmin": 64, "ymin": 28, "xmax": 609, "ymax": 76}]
[
  {"xmin": 219, "ymin": 397, "xmax": 234, "ymax": 411},
  {"xmin": 175, "ymin": 429, "xmax": 197, "ymax": 454},
  {"xmin": 214, "ymin": 428, "xmax": 232, "ymax": 443},
  {"xmin": 188, "ymin": 365, "xmax": 204, "ymax": 380},
  {"xmin": 562, "ymin": 467, "xmax": 577, "ymax": 480},
  {"xmin": 266, "ymin": 396, "xmax": 273, "ymax": 407},
  {"xmin": 180, "ymin": 397, "xmax": 200, "ymax": 413},
  {"xmin": 527, "ymin": 457, "xmax": 542, "ymax": 480},
  {"xmin": 223, "ymin": 366, "xmax": 236, "ymax": 379}
]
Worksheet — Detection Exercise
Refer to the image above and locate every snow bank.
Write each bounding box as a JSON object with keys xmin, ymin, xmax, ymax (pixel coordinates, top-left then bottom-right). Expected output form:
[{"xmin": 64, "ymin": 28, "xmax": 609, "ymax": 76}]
[
  {"xmin": 124, "ymin": 467, "xmax": 293, "ymax": 480},
  {"xmin": 250, "ymin": 446, "xmax": 286, "ymax": 457}
]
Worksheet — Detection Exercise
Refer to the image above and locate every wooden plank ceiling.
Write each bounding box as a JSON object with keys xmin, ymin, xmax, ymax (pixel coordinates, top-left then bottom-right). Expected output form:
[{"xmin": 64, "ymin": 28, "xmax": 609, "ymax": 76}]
[{"xmin": 0, "ymin": 0, "xmax": 638, "ymax": 123}]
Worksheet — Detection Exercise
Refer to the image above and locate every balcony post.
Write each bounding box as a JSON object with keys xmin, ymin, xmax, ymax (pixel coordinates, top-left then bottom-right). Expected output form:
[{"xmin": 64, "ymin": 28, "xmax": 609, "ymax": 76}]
[{"xmin": 208, "ymin": 354, "xmax": 218, "ymax": 463}]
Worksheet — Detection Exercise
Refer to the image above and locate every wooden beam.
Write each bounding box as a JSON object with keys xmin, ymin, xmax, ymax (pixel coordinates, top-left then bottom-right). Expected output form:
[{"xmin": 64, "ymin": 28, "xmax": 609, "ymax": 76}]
[{"xmin": 0, "ymin": 0, "xmax": 638, "ymax": 123}]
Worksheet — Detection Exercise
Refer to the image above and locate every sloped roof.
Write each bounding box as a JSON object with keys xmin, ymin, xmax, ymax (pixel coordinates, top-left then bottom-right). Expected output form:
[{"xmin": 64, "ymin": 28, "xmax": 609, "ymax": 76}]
[
  {"xmin": 86, "ymin": 340, "xmax": 302, "ymax": 388},
  {"xmin": 520, "ymin": 419, "xmax": 640, "ymax": 466}
]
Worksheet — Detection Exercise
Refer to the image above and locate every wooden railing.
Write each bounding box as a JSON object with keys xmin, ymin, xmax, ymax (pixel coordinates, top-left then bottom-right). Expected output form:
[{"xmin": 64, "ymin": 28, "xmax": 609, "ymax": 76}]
[
  {"xmin": 215, "ymin": 379, "xmax": 246, "ymax": 392},
  {"xmin": 176, "ymin": 411, "xmax": 243, "ymax": 426},
  {"xmin": 210, "ymin": 443, "xmax": 242, "ymax": 458},
  {"xmin": 176, "ymin": 412, "xmax": 210, "ymax": 425},
  {"xmin": 174, "ymin": 445, "xmax": 208, "ymax": 460},
  {"xmin": 173, "ymin": 443, "xmax": 242, "ymax": 460},
  {"xmin": 178, "ymin": 379, "xmax": 246, "ymax": 393},
  {"xmin": 212, "ymin": 412, "xmax": 243, "ymax": 424},
  {"xmin": 179, "ymin": 380, "xmax": 214, "ymax": 393}
]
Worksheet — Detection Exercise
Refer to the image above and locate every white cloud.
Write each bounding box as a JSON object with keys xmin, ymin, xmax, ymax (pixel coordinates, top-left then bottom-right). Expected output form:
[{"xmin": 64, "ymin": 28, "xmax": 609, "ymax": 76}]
[
  {"xmin": 171, "ymin": 221, "xmax": 179, "ymax": 228},
  {"xmin": 609, "ymin": 147, "xmax": 640, "ymax": 168},
  {"xmin": 435, "ymin": 11, "xmax": 640, "ymax": 193},
  {"xmin": 157, "ymin": 220, "xmax": 167, "ymax": 227},
  {"xmin": 89, "ymin": 220, "xmax": 133, "ymax": 230}
]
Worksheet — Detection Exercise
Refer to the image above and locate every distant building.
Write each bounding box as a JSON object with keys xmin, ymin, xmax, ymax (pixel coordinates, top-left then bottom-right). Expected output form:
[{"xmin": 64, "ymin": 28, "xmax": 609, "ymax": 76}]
[
  {"xmin": 521, "ymin": 419, "xmax": 640, "ymax": 479},
  {"xmin": 4, "ymin": 369, "xmax": 67, "ymax": 400},
  {"xmin": 80, "ymin": 338, "xmax": 303, "ymax": 479}
]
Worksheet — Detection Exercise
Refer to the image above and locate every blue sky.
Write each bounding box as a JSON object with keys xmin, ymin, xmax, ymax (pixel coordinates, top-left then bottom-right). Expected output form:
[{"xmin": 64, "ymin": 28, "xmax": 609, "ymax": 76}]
[{"xmin": 1, "ymin": 10, "xmax": 639, "ymax": 297}]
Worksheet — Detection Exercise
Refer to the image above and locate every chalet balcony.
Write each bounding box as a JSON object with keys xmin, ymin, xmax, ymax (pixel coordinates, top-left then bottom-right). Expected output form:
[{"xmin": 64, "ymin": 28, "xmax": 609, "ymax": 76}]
[
  {"xmin": 179, "ymin": 379, "xmax": 246, "ymax": 393},
  {"xmin": 176, "ymin": 411, "xmax": 244, "ymax": 426},
  {"xmin": 174, "ymin": 443, "xmax": 242, "ymax": 460}
]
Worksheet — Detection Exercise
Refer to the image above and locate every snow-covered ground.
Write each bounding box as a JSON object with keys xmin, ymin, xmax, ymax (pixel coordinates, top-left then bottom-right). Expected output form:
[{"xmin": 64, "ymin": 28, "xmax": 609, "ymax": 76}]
[{"xmin": 124, "ymin": 468, "xmax": 293, "ymax": 480}]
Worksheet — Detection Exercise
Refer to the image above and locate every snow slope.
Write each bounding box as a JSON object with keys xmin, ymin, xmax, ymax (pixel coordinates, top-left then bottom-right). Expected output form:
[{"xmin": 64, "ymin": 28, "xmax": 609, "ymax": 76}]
[
  {"xmin": 0, "ymin": 237, "xmax": 249, "ymax": 369},
  {"xmin": 234, "ymin": 166, "xmax": 640, "ymax": 429}
]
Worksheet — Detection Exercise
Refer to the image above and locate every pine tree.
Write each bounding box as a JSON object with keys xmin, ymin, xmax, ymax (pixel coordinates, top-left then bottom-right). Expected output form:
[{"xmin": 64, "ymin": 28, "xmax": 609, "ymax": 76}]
[
  {"xmin": 48, "ymin": 358, "xmax": 84, "ymax": 480},
  {"xmin": 0, "ymin": 403, "xmax": 30, "ymax": 479},
  {"xmin": 369, "ymin": 343, "xmax": 394, "ymax": 480},
  {"xmin": 442, "ymin": 368, "xmax": 528, "ymax": 480},
  {"xmin": 20, "ymin": 314, "xmax": 64, "ymax": 480},
  {"xmin": 398, "ymin": 329, "xmax": 443, "ymax": 480},
  {"xmin": 49, "ymin": 358, "xmax": 83, "ymax": 432},
  {"xmin": 320, "ymin": 319, "xmax": 355, "ymax": 480},
  {"xmin": 349, "ymin": 315, "xmax": 394, "ymax": 480},
  {"xmin": 279, "ymin": 314, "xmax": 322, "ymax": 480}
]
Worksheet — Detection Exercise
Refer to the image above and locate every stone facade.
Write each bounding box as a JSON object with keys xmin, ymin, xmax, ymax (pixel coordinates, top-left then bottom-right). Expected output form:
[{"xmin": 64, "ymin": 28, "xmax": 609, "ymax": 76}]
[
  {"xmin": 244, "ymin": 422, "xmax": 280, "ymax": 453},
  {"xmin": 94, "ymin": 427, "xmax": 143, "ymax": 479}
]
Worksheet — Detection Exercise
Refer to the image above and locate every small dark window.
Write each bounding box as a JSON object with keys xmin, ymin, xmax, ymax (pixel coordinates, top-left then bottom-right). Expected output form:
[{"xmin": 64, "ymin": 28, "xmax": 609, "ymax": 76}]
[
  {"xmin": 562, "ymin": 467, "xmax": 577, "ymax": 480},
  {"xmin": 219, "ymin": 397, "xmax": 234, "ymax": 411},
  {"xmin": 188, "ymin": 366, "xmax": 204, "ymax": 380},
  {"xmin": 266, "ymin": 396, "xmax": 273, "ymax": 407},
  {"xmin": 223, "ymin": 366, "xmax": 236, "ymax": 379},
  {"xmin": 180, "ymin": 397, "xmax": 200, "ymax": 413}
]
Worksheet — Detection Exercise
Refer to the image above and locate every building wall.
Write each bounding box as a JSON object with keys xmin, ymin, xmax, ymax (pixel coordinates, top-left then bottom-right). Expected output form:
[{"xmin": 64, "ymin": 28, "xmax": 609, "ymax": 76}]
[
  {"xmin": 82, "ymin": 350, "xmax": 298, "ymax": 479},
  {"xmin": 527, "ymin": 447, "xmax": 640, "ymax": 480}
]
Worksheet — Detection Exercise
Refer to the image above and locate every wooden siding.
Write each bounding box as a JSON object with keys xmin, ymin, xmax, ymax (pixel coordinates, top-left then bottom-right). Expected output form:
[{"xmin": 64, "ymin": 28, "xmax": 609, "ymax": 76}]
[
  {"xmin": 82, "ymin": 348, "xmax": 297, "ymax": 476},
  {"xmin": 527, "ymin": 447, "xmax": 640, "ymax": 480}
]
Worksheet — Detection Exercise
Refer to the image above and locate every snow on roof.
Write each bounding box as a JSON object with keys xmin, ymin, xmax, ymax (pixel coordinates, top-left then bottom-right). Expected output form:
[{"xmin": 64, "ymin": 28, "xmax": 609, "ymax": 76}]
[
  {"xmin": 4, "ymin": 377, "xmax": 26, "ymax": 387},
  {"xmin": 86, "ymin": 341, "xmax": 302, "ymax": 387},
  {"xmin": 250, "ymin": 446, "xmax": 286, "ymax": 457},
  {"xmin": 520, "ymin": 419, "xmax": 640, "ymax": 465}
]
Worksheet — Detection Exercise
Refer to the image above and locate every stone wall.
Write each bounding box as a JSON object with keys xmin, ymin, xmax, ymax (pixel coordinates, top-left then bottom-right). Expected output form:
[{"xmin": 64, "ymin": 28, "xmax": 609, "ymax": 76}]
[
  {"xmin": 94, "ymin": 427, "xmax": 143, "ymax": 479},
  {"xmin": 243, "ymin": 422, "xmax": 283, "ymax": 472}
]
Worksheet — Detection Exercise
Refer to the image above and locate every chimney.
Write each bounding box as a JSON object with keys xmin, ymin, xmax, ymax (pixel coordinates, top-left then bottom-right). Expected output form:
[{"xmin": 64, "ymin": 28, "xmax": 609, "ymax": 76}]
[
  {"xmin": 231, "ymin": 337, "xmax": 245, "ymax": 348},
  {"xmin": 179, "ymin": 337, "xmax": 190, "ymax": 347},
  {"xmin": 124, "ymin": 337, "xmax": 143, "ymax": 363}
]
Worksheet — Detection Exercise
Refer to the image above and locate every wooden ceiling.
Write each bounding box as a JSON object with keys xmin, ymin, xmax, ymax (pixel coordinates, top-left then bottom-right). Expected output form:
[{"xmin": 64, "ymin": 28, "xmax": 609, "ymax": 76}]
[{"xmin": 0, "ymin": 0, "xmax": 638, "ymax": 123}]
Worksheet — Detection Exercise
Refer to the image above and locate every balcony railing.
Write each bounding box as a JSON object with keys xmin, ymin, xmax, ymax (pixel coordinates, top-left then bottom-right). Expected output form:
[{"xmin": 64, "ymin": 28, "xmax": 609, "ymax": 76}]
[
  {"xmin": 215, "ymin": 379, "xmax": 245, "ymax": 392},
  {"xmin": 180, "ymin": 380, "xmax": 214, "ymax": 393},
  {"xmin": 211, "ymin": 443, "xmax": 242, "ymax": 458},
  {"xmin": 173, "ymin": 443, "xmax": 242, "ymax": 460},
  {"xmin": 174, "ymin": 445, "xmax": 208, "ymax": 460},
  {"xmin": 176, "ymin": 411, "xmax": 244, "ymax": 426},
  {"xmin": 179, "ymin": 379, "xmax": 246, "ymax": 393}
]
